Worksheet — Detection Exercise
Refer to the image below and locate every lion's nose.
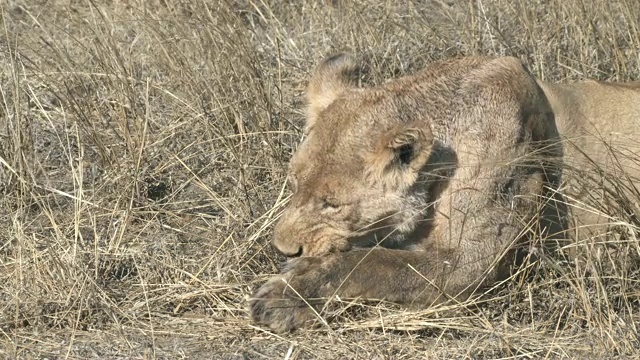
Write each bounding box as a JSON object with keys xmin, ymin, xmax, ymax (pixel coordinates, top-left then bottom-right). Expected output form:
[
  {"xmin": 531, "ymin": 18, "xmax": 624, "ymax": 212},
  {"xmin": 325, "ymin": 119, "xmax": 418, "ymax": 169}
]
[{"xmin": 272, "ymin": 236, "xmax": 303, "ymax": 258}]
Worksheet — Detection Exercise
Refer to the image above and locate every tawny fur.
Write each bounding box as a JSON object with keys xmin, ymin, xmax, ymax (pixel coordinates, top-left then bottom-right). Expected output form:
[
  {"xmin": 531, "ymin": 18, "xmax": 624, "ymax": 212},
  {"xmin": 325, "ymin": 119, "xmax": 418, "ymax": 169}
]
[{"xmin": 250, "ymin": 54, "xmax": 640, "ymax": 333}]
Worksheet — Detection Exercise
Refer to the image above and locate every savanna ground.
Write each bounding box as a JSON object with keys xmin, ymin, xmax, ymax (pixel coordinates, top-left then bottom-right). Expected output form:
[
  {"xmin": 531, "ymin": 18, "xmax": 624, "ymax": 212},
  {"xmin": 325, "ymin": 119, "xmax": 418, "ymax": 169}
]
[{"xmin": 1, "ymin": 0, "xmax": 639, "ymax": 358}]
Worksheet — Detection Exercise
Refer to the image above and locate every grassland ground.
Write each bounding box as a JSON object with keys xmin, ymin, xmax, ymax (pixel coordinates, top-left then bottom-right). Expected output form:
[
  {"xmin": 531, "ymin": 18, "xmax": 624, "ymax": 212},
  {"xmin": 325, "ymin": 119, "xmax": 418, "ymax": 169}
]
[{"xmin": 1, "ymin": 1, "xmax": 639, "ymax": 358}]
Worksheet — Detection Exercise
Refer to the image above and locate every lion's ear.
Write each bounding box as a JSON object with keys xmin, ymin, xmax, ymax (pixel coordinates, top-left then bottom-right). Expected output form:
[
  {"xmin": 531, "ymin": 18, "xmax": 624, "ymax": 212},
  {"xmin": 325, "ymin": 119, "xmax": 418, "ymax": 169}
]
[
  {"xmin": 305, "ymin": 53, "xmax": 361, "ymax": 132},
  {"xmin": 365, "ymin": 127, "xmax": 434, "ymax": 188}
]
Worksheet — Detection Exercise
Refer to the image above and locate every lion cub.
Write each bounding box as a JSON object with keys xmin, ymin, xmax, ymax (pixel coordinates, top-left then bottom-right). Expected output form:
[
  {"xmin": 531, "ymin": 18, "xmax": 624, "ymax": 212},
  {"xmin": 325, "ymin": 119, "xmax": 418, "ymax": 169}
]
[{"xmin": 250, "ymin": 54, "xmax": 640, "ymax": 332}]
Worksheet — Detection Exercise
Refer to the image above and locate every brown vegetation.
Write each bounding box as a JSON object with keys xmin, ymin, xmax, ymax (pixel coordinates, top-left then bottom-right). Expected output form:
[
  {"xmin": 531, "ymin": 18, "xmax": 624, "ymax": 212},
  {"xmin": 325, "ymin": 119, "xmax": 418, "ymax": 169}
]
[{"xmin": 1, "ymin": 0, "xmax": 639, "ymax": 358}]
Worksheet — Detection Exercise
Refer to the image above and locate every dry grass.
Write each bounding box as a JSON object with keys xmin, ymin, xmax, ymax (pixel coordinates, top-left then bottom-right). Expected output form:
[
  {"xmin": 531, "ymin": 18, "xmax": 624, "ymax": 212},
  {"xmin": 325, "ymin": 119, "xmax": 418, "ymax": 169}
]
[{"xmin": 1, "ymin": 0, "xmax": 639, "ymax": 358}]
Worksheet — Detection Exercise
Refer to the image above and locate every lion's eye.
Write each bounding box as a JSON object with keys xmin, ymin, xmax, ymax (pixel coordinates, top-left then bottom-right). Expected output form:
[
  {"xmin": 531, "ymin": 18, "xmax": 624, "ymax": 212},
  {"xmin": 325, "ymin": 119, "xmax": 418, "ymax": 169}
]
[{"xmin": 322, "ymin": 197, "xmax": 340, "ymax": 209}]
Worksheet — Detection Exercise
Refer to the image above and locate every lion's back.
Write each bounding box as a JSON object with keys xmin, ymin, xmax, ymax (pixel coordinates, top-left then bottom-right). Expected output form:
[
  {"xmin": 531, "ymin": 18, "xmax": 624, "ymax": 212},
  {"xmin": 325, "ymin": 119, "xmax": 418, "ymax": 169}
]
[{"xmin": 539, "ymin": 80, "xmax": 640, "ymax": 238}]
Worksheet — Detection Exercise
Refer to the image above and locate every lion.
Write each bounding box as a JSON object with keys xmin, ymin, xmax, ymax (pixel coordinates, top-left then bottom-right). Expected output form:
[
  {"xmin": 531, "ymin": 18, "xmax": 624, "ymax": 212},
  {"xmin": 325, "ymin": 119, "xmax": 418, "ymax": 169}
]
[{"xmin": 250, "ymin": 54, "xmax": 640, "ymax": 333}]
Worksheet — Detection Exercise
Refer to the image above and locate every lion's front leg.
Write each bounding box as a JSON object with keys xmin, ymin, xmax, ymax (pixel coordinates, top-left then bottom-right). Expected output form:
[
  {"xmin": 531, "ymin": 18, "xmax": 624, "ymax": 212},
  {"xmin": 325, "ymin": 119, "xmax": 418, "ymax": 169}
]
[{"xmin": 250, "ymin": 248, "xmax": 483, "ymax": 332}]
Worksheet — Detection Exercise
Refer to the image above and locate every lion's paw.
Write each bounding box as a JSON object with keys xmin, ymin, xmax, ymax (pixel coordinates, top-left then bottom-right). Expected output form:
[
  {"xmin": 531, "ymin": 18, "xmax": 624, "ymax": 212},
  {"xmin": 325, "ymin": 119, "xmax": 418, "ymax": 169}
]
[
  {"xmin": 250, "ymin": 257, "xmax": 332, "ymax": 332},
  {"xmin": 249, "ymin": 275, "xmax": 321, "ymax": 332}
]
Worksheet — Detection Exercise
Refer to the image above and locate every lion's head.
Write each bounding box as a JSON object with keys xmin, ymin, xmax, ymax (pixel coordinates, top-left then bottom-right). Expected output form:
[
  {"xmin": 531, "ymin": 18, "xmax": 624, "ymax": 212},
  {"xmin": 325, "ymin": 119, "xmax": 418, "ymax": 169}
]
[{"xmin": 272, "ymin": 54, "xmax": 557, "ymax": 257}]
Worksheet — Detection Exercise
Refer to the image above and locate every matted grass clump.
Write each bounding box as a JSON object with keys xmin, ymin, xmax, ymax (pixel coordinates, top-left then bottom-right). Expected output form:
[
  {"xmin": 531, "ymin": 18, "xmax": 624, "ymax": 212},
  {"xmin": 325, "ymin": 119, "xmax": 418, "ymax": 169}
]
[{"xmin": 1, "ymin": 1, "xmax": 639, "ymax": 358}]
